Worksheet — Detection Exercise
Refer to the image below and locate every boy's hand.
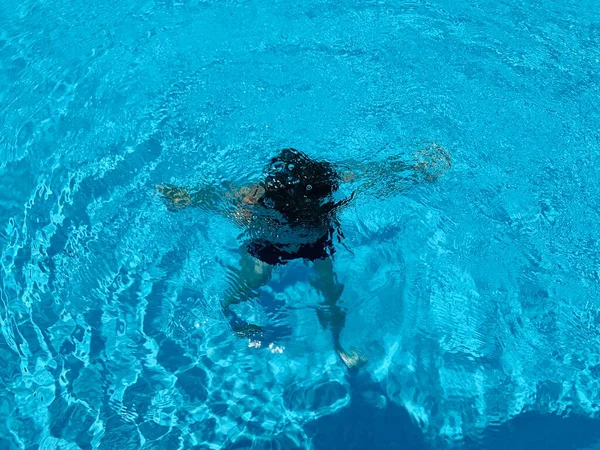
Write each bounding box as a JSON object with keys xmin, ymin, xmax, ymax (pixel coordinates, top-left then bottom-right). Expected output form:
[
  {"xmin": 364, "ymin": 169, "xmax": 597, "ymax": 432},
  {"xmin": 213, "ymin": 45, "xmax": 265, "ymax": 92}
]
[
  {"xmin": 156, "ymin": 184, "xmax": 192, "ymax": 209},
  {"xmin": 340, "ymin": 170, "xmax": 356, "ymax": 183},
  {"xmin": 413, "ymin": 143, "xmax": 452, "ymax": 182}
]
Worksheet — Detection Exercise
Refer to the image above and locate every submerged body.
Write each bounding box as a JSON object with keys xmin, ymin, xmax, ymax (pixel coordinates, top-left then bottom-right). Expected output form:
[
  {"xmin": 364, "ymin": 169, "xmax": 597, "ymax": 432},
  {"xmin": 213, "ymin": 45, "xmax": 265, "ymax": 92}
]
[
  {"xmin": 158, "ymin": 145, "xmax": 450, "ymax": 368},
  {"xmin": 244, "ymin": 148, "xmax": 343, "ymax": 264}
]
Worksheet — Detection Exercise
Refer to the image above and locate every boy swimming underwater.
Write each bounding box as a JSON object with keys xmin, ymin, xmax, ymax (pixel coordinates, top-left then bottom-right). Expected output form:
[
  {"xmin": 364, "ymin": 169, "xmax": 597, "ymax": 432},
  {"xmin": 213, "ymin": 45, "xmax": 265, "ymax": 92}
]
[{"xmin": 158, "ymin": 144, "xmax": 450, "ymax": 368}]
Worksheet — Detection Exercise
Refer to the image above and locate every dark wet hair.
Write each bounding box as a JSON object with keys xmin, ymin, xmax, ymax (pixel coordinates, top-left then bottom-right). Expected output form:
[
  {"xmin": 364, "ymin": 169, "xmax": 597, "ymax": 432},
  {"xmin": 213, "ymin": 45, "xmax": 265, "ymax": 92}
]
[{"xmin": 259, "ymin": 148, "xmax": 340, "ymax": 224}]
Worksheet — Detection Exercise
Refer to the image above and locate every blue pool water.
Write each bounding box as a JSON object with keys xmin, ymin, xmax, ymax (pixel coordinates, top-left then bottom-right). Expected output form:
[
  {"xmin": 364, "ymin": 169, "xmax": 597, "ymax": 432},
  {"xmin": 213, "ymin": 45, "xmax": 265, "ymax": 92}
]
[{"xmin": 1, "ymin": 0, "xmax": 600, "ymax": 448}]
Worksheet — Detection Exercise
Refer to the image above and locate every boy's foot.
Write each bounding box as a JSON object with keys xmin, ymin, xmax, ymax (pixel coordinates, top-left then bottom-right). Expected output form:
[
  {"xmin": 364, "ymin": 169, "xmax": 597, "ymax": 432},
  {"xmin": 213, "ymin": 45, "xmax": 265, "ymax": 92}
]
[{"xmin": 338, "ymin": 347, "xmax": 368, "ymax": 369}]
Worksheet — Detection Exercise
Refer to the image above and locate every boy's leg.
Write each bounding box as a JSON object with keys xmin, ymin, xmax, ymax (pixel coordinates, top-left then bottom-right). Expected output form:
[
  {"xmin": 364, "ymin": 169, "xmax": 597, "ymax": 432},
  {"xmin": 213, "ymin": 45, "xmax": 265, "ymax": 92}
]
[
  {"xmin": 223, "ymin": 247, "xmax": 273, "ymax": 337},
  {"xmin": 311, "ymin": 258, "xmax": 366, "ymax": 368}
]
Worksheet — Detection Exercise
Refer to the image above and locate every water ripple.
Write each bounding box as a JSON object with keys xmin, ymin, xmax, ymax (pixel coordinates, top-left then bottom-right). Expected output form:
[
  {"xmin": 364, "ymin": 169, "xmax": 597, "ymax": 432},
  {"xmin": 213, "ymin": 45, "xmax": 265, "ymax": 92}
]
[{"xmin": 2, "ymin": 0, "xmax": 600, "ymax": 447}]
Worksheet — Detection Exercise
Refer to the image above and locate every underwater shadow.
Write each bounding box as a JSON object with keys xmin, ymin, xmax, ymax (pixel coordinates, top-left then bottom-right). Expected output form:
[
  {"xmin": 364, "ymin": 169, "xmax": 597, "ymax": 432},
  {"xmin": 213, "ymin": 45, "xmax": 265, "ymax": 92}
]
[
  {"xmin": 465, "ymin": 411, "xmax": 600, "ymax": 450},
  {"xmin": 304, "ymin": 372, "xmax": 600, "ymax": 450},
  {"xmin": 304, "ymin": 374, "xmax": 429, "ymax": 450}
]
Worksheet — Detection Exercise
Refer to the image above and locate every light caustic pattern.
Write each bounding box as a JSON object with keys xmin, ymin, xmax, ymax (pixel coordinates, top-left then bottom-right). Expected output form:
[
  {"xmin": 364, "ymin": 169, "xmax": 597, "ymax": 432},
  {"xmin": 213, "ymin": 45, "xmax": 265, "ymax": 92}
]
[{"xmin": 1, "ymin": 0, "xmax": 600, "ymax": 448}]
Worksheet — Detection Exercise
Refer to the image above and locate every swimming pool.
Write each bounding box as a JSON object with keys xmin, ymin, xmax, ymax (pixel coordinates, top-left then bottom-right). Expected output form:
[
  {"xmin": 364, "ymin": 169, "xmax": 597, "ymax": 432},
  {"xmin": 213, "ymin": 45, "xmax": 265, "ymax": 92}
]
[{"xmin": 1, "ymin": 0, "xmax": 600, "ymax": 448}]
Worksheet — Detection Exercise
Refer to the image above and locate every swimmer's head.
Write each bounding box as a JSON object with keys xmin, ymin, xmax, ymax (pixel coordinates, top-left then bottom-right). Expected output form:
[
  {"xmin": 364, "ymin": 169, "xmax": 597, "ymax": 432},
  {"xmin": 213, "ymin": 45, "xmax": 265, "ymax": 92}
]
[
  {"xmin": 263, "ymin": 148, "xmax": 339, "ymax": 198},
  {"xmin": 261, "ymin": 148, "xmax": 340, "ymax": 220}
]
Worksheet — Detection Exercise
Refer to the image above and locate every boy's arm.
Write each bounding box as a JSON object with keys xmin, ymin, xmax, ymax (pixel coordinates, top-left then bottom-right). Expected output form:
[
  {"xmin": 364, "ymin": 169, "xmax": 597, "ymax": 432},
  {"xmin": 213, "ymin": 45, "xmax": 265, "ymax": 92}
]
[
  {"xmin": 156, "ymin": 183, "xmax": 265, "ymax": 217},
  {"xmin": 337, "ymin": 143, "xmax": 451, "ymax": 191},
  {"xmin": 156, "ymin": 183, "xmax": 224, "ymax": 212}
]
